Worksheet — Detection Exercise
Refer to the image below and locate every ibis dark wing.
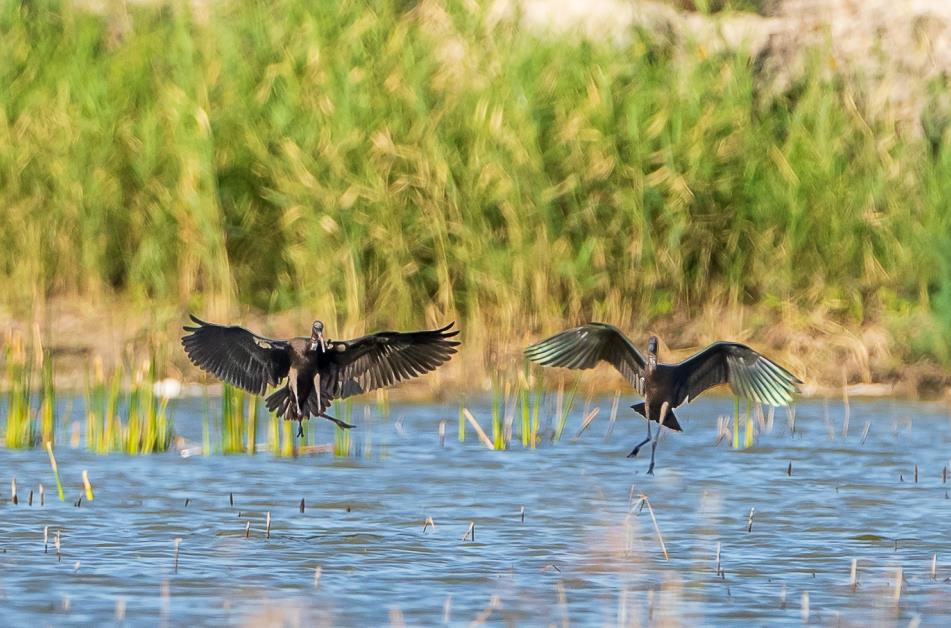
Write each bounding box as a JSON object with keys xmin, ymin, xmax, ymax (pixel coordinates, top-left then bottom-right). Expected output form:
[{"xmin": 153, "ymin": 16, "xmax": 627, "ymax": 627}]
[
  {"xmin": 670, "ymin": 342, "xmax": 801, "ymax": 407},
  {"xmin": 181, "ymin": 315, "xmax": 291, "ymax": 395},
  {"xmin": 523, "ymin": 323, "xmax": 647, "ymax": 394},
  {"xmin": 327, "ymin": 323, "xmax": 460, "ymax": 397}
]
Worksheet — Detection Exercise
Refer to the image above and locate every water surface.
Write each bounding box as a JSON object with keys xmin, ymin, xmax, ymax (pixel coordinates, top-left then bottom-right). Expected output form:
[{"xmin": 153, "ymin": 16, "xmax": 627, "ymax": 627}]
[{"xmin": 2, "ymin": 397, "xmax": 950, "ymax": 625}]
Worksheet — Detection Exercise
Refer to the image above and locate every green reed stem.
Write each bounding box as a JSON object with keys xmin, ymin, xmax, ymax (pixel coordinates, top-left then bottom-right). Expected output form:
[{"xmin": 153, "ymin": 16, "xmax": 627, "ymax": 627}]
[{"xmin": 45, "ymin": 441, "xmax": 65, "ymax": 502}]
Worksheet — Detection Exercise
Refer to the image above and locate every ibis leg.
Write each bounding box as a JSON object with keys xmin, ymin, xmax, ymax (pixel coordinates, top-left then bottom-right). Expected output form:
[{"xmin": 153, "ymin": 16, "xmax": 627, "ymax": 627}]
[
  {"xmin": 313, "ymin": 371, "xmax": 322, "ymax": 417},
  {"xmin": 628, "ymin": 419, "xmax": 652, "ymax": 458},
  {"xmin": 646, "ymin": 402, "xmax": 670, "ymax": 476},
  {"xmin": 319, "ymin": 413, "xmax": 355, "ymax": 430},
  {"xmin": 646, "ymin": 435, "xmax": 659, "ymax": 475},
  {"xmin": 289, "ymin": 371, "xmax": 302, "ymax": 416}
]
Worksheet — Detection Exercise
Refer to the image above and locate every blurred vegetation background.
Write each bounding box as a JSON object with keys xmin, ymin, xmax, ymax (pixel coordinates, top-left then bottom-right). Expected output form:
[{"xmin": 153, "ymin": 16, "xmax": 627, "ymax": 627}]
[{"xmin": 1, "ymin": 0, "xmax": 950, "ymax": 390}]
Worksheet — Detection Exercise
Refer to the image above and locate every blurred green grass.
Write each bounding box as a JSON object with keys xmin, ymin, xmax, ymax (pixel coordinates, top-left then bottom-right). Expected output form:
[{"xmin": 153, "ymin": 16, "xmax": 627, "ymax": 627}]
[{"xmin": 1, "ymin": 0, "xmax": 949, "ymax": 366}]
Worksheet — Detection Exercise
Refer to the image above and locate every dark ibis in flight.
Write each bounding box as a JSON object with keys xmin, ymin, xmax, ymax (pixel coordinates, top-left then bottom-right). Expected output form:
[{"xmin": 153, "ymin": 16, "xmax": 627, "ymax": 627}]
[
  {"xmin": 525, "ymin": 323, "xmax": 801, "ymax": 473},
  {"xmin": 182, "ymin": 316, "xmax": 460, "ymax": 437}
]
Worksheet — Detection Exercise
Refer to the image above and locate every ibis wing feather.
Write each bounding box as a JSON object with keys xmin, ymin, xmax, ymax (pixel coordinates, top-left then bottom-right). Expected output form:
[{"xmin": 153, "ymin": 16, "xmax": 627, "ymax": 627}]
[
  {"xmin": 181, "ymin": 315, "xmax": 291, "ymax": 395},
  {"xmin": 326, "ymin": 323, "xmax": 460, "ymax": 398},
  {"xmin": 524, "ymin": 323, "xmax": 647, "ymax": 394},
  {"xmin": 672, "ymin": 342, "xmax": 801, "ymax": 407}
]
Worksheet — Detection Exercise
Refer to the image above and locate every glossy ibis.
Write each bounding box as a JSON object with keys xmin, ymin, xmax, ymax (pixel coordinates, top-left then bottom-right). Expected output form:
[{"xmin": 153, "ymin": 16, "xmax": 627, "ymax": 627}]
[
  {"xmin": 525, "ymin": 323, "xmax": 801, "ymax": 474},
  {"xmin": 182, "ymin": 316, "xmax": 460, "ymax": 437}
]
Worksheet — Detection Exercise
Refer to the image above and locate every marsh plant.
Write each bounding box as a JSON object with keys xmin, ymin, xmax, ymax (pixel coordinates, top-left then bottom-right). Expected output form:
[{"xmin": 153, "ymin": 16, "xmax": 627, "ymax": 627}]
[
  {"xmin": 220, "ymin": 384, "xmax": 258, "ymax": 454},
  {"xmin": 1, "ymin": 1, "xmax": 950, "ymax": 369},
  {"xmin": 2, "ymin": 331, "xmax": 56, "ymax": 449},
  {"xmin": 458, "ymin": 378, "xmax": 577, "ymax": 450},
  {"xmin": 85, "ymin": 357, "xmax": 173, "ymax": 454}
]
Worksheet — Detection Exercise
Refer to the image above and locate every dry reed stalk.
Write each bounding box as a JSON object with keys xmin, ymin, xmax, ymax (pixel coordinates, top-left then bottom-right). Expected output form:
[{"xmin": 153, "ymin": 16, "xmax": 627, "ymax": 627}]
[
  {"xmin": 299, "ymin": 498, "xmax": 305, "ymax": 513},
  {"xmin": 11, "ymin": 477, "xmax": 17, "ymax": 505},
  {"xmin": 617, "ymin": 588, "xmax": 629, "ymax": 626},
  {"xmin": 245, "ymin": 521, "xmax": 251, "ymax": 538},
  {"xmin": 462, "ymin": 522, "xmax": 475, "ymax": 542},
  {"xmin": 389, "ymin": 608, "xmax": 405, "ymax": 627},
  {"xmin": 82, "ymin": 470, "xmax": 94, "ymax": 501},
  {"xmin": 462, "ymin": 409, "xmax": 494, "ymax": 450},
  {"xmin": 470, "ymin": 595, "xmax": 501, "ymax": 626},
  {"xmin": 520, "ymin": 506, "xmax": 525, "ymax": 523},
  {"xmin": 422, "ymin": 516, "xmax": 436, "ymax": 533},
  {"xmin": 822, "ymin": 400, "xmax": 835, "ymax": 441},
  {"xmin": 314, "ymin": 566, "xmax": 322, "ymax": 589},
  {"xmin": 556, "ymin": 583, "xmax": 569, "ymax": 628},
  {"xmin": 265, "ymin": 512, "xmax": 271, "ymax": 539},
  {"xmin": 43, "ymin": 525, "xmax": 48, "ymax": 554},
  {"xmin": 801, "ymin": 592, "xmax": 809, "ymax": 622},
  {"xmin": 502, "ymin": 385, "xmax": 516, "ymax": 446},
  {"xmin": 842, "ymin": 369, "xmax": 850, "ymax": 437},
  {"xmin": 572, "ymin": 407, "xmax": 600, "ymax": 440},
  {"xmin": 894, "ymin": 567, "xmax": 903, "ymax": 604},
  {"xmin": 605, "ymin": 392, "xmax": 620, "ymax": 439},
  {"xmin": 442, "ymin": 595, "xmax": 452, "ymax": 624},
  {"xmin": 931, "ymin": 554, "xmax": 937, "ymax": 580},
  {"xmin": 715, "ymin": 416, "xmax": 728, "ymax": 447},
  {"xmin": 45, "ymin": 442, "xmax": 65, "ymax": 501},
  {"xmin": 753, "ymin": 403, "xmax": 767, "ymax": 431},
  {"xmin": 860, "ymin": 422, "xmax": 870, "ymax": 445},
  {"xmin": 640, "ymin": 494, "xmax": 669, "ymax": 561},
  {"xmin": 850, "ymin": 559, "xmax": 857, "ymax": 591},
  {"xmin": 173, "ymin": 538, "xmax": 181, "ymax": 574},
  {"xmin": 160, "ymin": 579, "xmax": 170, "ymax": 621},
  {"xmin": 747, "ymin": 507, "xmax": 755, "ymax": 533}
]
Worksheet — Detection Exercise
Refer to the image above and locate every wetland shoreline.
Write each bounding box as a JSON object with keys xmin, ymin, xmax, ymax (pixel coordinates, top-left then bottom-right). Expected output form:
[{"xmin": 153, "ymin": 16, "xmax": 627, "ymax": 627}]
[{"xmin": 3, "ymin": 298, "xmax": 949, "ymax": 401}]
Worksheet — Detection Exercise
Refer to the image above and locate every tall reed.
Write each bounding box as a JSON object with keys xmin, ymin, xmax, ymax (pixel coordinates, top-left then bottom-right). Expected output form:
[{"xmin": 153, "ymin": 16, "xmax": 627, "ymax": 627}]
[
  {"xmin": 3, "ymin": 333, "xmax": 35, "ymax": 448},
  {"xmin": 1, "ymin": 1, "xmax": 949, "ymax": 367},
  {"xmin": 84, "ymin": 357, "xmax": 172, "ymax": 454},
  {"xmin": 220, "ymin": 384, "xmax": 257, "ymax": 454},
  {"xmin": 553, "ymin": 383, "xmax": 578, "ymax": 442},
  {"xmin": 2, "ymin": 331, "xmax": 56, "ymax": 449},
  {"xmin": 332, "ymin": 399, "xmax": 353, "ymax": 457}
]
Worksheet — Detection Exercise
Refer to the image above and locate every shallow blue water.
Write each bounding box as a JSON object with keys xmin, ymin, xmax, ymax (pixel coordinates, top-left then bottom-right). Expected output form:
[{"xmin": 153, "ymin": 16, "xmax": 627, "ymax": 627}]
[{"xmin": 2, "ymin": 396, "xmax": 951, "ymax": 625}]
